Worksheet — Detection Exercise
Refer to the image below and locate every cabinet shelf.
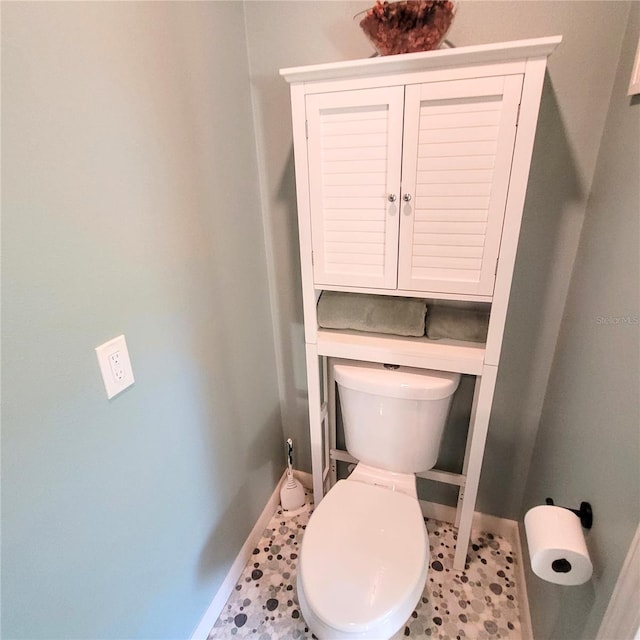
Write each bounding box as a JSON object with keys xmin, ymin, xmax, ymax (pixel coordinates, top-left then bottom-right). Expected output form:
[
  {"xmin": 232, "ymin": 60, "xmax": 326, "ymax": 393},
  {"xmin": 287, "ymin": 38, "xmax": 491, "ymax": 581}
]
[{"xmin": 316, "ymin": 328, "xmax": 485, "ymax": 375}]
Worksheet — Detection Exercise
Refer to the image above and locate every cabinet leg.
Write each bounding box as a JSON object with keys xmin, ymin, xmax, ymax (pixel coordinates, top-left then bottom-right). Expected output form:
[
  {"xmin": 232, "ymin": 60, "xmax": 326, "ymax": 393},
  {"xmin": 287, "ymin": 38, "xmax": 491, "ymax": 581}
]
[
  {"xmin": 327, "ymin": 359, "xmax": 338, "ymax": 487},
  {"xmin": 454, "ymin": 486, "xmax": 464, "ymax": 529},
  {"xmin": 453, "ymin": 365, "xmax": 498, "ymax": 572},
  {"xmin": 305, "ymin": 343, "xmax": 325, "ymax": 505}
]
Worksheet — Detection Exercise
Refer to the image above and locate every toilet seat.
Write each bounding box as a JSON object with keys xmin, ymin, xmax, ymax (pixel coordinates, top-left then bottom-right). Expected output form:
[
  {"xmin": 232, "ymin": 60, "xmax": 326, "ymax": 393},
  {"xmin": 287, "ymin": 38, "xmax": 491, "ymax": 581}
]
[{"xmin": 298, "ymin": 479, "xmax": 428, "ymax": 637}]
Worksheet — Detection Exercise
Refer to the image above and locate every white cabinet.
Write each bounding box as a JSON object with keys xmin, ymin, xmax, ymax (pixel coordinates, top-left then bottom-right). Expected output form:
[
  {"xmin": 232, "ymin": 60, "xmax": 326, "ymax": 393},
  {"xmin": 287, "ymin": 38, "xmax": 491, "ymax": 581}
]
[
  {"xmin": 281, "ymin": 36, "xmax": 561, "ymax": 571},
  {"xmin": 306, "ymin": 75, "xmax": 523, "ymax": 296}
]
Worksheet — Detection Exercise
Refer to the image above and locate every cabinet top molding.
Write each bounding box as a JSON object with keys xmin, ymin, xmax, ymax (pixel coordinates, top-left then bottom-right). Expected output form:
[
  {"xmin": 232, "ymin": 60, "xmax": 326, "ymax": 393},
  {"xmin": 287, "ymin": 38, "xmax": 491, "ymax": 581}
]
[{"xmin": 280, "ymin": 36, "xmax": 562, "ymax": 83}]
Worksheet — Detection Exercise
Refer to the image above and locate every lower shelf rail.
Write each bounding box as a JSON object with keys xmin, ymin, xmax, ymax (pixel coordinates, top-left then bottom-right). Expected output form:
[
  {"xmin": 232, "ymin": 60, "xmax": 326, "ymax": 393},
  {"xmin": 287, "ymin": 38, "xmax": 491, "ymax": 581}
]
[{"xmin": 328, "ymin": 448, "xmax": 466, "ymax": 487}]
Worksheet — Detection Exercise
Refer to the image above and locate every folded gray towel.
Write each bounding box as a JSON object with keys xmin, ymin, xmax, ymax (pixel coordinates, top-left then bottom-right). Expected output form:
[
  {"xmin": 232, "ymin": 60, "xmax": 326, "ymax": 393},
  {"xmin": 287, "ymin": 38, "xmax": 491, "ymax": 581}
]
[
  {"xmin": 425, "ymin": 306, "xmax": 490, "ymax": 343},
  {"xmin": 317, "ymin": 291, "xmax": 427, "ymax": 337}
]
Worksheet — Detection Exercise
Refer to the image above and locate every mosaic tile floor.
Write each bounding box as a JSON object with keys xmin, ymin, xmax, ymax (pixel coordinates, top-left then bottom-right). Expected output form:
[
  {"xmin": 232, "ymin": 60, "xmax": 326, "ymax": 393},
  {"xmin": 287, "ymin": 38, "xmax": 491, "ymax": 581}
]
[{"xmin": 209, "ymin": 496, "xmax": 525, "ymax": 640}]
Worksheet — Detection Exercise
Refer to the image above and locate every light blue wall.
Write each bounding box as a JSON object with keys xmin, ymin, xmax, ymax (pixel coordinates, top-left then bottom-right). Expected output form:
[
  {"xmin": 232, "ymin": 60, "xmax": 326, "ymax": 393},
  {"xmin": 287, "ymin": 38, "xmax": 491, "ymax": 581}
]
[
  {"xmin": 1, "ymin": 3, "xmax": 282, "ymax": 638},
  {"xmin": 522, "ymin": 4, "xmax": 640, "ymax": 638}
]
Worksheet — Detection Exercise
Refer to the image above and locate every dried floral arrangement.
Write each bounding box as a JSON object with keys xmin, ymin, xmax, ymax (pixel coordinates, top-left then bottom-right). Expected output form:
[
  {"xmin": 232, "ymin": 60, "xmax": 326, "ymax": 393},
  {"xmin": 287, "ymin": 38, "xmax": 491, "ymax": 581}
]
[{"xmin": 360, "ymin": 0, "xmax": 455, "ymax": 56}]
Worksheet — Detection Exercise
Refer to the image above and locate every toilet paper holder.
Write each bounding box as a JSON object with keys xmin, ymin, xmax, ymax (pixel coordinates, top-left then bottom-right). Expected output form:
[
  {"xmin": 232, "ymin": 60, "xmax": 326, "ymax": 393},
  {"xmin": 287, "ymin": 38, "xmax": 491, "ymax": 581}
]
[{"xmin": 545, "ymin": 498, "xmax": 593, "ymax": 529}]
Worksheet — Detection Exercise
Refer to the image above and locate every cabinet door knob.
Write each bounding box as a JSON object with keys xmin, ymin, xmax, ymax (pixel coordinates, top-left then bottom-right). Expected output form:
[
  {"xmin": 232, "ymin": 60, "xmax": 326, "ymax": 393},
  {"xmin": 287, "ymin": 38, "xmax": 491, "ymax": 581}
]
[
  {"xmin": 387, "ymin": 194, "xmax": 397, "ymax": 202},
  {"xmin": 403, "ymin": 193, "xmax": 412, "ymax": 202}
]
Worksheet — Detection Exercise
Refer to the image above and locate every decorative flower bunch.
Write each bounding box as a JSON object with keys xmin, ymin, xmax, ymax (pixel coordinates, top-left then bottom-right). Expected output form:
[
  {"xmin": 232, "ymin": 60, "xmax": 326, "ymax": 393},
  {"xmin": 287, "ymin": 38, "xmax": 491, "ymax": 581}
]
[{"xmin": 360, "ymin": 0, "xmax": 455, "ymax": 55}]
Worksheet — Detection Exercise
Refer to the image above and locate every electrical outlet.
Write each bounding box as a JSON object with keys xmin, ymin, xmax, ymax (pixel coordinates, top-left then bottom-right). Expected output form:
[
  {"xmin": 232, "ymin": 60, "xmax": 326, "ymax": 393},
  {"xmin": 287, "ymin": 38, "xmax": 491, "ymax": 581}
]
[
  {"xmin": 96, "ymin": 335, "xmax": 134, "ymax": 399},
  {"xmin": 109, "ymin": 351, "xmax": 126, "ymax": 382}
]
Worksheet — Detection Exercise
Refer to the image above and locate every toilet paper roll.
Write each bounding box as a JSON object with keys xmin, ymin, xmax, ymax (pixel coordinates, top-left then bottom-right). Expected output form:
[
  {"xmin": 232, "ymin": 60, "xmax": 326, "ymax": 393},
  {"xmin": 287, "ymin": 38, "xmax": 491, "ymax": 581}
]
[{"xmin": 524, "ymin": 505, "xmax": 593, "ymax": 586}]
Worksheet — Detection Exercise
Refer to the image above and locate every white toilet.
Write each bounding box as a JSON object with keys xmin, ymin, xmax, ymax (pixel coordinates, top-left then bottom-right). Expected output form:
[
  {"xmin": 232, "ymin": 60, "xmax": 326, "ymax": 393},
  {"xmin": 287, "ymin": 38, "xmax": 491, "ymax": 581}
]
[{"xmin": 297, "ymin": 361, "xmax": 460, "ymax": 640}]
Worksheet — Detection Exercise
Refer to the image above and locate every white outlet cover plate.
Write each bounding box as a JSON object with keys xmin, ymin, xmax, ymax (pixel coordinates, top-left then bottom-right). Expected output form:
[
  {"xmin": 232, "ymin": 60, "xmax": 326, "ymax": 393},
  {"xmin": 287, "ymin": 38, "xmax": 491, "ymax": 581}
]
[{"xmin": 95, "ymin": 334, "xmax": 135, "ymax": 399}]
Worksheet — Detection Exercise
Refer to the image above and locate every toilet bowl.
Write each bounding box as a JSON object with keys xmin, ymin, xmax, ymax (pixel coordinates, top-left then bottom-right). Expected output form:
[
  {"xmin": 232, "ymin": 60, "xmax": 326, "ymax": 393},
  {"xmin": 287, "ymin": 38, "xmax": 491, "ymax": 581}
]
[
  {"xmin": 297, "ymin": 362, "xmax": 460, "ymax": 639},
  {"xmin": 297, "ymin": 471, "xmax": 428, "ymax": 640}
]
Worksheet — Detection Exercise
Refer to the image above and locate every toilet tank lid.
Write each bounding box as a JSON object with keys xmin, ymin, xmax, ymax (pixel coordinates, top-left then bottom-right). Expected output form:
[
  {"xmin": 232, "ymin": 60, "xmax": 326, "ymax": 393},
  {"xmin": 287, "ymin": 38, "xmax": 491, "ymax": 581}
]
[{"xmin": 334, "ymin": 363, "xmax": 460, "ymax": 400}]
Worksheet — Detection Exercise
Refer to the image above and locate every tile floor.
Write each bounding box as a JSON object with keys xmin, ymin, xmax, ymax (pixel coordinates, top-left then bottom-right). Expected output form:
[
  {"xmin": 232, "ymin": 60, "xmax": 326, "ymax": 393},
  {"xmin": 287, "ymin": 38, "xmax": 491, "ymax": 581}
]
[{"xmin": 209, "ymin": 496, "xmax": 525, "ymax": 640}]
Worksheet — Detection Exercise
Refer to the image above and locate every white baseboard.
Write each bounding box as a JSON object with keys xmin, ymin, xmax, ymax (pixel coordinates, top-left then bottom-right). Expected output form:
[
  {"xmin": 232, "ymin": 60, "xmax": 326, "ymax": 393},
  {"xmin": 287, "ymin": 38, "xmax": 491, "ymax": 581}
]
[
  {"xmin": 420, "ymin": 499, "xmax": 458, "ymax": 524},
  {"xmin": 419, "ymin": 499, "xmax": 518, "ymax": 541},
  {"xmin": 190, "ymin": 470, "xmax": 288, "ymax": 640},
  {"xmin": 514, "ymin": 522, "xmax": 534, "ymax": 640},
  {"xmin": 419, "ymin": 500, "xmax": 532, "ymax": 639}
]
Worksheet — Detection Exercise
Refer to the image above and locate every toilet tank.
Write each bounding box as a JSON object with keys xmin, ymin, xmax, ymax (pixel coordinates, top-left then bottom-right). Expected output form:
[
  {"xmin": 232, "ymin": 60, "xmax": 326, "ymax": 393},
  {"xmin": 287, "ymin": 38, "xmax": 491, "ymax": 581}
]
[{"xmin": 334, "ymin": 362, "xmax": 460, "ymax": 474}]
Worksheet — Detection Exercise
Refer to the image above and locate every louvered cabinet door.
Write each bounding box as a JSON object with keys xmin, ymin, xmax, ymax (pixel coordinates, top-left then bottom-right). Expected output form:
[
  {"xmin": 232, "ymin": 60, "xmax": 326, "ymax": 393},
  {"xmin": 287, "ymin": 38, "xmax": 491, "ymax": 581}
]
[
  {"xmin": 306, "ymin": 87, "xmax": 404, "ymax": 289},
  {"xmin": 398, "ymin": 76, "xmax": 523, "ymax": 295}
]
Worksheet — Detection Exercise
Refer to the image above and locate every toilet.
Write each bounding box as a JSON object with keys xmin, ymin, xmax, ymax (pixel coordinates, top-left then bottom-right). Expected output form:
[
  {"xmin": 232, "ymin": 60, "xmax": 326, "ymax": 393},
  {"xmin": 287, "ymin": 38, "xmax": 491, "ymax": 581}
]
[{"xmin": 297, "ymin": 361, "xmax": 460, "ymax": 640}]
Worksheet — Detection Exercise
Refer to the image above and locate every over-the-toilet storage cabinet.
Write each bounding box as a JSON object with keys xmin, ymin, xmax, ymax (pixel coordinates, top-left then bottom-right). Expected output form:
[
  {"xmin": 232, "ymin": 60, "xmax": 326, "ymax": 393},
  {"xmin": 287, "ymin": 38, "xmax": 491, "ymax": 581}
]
[{"xmin": 281, "ymin": 37, "xmax": 560, "ymax": 571}]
